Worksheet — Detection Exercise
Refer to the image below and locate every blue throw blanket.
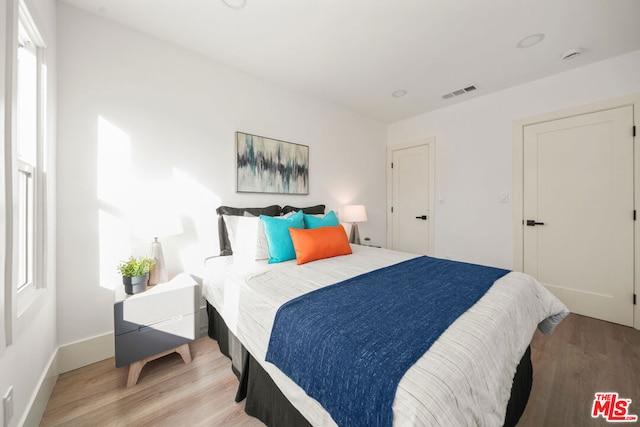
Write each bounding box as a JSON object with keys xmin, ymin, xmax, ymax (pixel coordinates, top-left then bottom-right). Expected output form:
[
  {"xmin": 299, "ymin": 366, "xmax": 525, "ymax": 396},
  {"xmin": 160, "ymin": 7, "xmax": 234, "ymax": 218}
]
[{"xmin": 265, "ymin": 256, "xmax": 510, "ymax": 427}]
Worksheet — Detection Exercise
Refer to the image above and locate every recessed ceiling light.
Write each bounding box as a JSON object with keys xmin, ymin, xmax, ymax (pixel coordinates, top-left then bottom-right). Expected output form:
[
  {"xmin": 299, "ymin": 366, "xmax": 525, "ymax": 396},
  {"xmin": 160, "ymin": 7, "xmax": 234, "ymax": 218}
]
[
  {"xmin": 392, "ymin": 90, "xmax": 407, "ymax": 98},
  {"xmin": 222, "ymin": 0, "xmax": 246, "ymax": 9},
  {"xmin": 517, "ymin": 33, "xmax": 545, "ymax": 49}
]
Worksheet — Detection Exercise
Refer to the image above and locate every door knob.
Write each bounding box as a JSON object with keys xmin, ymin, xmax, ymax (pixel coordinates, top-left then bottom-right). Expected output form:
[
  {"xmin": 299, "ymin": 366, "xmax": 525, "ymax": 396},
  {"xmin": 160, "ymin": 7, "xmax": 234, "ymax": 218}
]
[
  {"xmin": 415, "ymin": 215, "xmax": 428, "ymax": 220},
  {"xmin": 526, "ymin": 220, "xmax": 545, "ymax": 226}
]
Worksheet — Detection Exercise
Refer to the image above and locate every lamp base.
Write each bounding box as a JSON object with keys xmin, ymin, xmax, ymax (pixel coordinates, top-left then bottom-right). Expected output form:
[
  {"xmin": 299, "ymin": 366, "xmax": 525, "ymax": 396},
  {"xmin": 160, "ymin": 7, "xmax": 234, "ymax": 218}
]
[
  {"xmin": 149, "ymin": 237, "xmax": 168, "ymax": 285},
  {"xmin": 349, "ymin": 223, "xmax": 361, "ymax": 245}
]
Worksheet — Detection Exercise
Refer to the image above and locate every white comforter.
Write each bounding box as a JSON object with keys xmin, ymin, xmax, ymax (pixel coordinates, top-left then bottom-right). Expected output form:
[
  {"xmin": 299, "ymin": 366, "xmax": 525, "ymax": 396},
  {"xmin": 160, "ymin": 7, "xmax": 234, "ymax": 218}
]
[{"xmin": 202, "ymin": 245, "xmax": 568, "ymax": 426}]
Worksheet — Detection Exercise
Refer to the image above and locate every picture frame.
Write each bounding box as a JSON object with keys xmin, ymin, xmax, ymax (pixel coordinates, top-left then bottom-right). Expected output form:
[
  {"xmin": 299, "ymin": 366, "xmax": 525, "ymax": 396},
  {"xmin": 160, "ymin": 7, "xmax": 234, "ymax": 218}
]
[{"xmin": 236, "ymin": 131, "xmax": 309, "ymax": 194}]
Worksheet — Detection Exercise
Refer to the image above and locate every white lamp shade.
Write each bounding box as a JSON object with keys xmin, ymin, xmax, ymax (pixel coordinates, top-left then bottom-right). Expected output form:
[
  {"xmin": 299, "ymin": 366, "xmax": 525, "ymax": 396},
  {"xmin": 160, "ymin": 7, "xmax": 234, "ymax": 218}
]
[
  {"xmin": 131, "ymin": 215, "xmax": 183, "ymax": 240},
  {"xmin": 343, "ymin": 205, "xmax": 368, "ymax": 223}
]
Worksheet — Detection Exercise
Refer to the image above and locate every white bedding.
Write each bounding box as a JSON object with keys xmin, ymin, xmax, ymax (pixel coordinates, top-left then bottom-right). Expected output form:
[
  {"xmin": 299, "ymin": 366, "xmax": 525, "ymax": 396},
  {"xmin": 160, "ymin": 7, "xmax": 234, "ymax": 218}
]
[{"xmin": 202, "ymin": 245, "xmax": 568, "ymax": 426}]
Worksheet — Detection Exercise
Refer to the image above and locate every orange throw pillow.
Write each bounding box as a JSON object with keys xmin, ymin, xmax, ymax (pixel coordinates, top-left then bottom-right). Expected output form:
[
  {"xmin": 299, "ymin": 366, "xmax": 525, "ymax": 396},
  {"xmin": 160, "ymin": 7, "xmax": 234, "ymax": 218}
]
[{"xmin": 289, "ymin": 225, "xmax": 353, "ymax": 265}]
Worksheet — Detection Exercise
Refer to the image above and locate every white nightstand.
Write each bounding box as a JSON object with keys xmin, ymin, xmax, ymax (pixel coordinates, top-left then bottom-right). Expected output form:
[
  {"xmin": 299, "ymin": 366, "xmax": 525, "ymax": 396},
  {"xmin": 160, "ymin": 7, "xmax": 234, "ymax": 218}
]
[{"xmin": 114, "ymin": 273, "xmax": 200, "ymax": 387}]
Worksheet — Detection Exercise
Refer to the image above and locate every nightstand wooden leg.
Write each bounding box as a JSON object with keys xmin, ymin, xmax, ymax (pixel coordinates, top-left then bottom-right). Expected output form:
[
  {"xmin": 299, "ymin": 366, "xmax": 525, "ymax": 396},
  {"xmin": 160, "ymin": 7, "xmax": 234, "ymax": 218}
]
[
  {"xmin": 126, "ymin": 343, "xmax": 192, "ymax": 388},
  {"xmin": 126, "ymin": 361, "xmax": 145, "ymax": 388},
  {"xmin": 176, "ymin": 343, "xmax": 192, "ymax": 364}
]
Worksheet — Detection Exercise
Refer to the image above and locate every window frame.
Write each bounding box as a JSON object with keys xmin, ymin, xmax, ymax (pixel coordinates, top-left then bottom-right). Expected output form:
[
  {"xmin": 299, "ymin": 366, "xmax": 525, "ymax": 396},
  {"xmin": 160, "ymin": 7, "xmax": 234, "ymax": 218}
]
[{"xmin": 12, "ymin": 1, "xmax": 47, "ymax": 317}]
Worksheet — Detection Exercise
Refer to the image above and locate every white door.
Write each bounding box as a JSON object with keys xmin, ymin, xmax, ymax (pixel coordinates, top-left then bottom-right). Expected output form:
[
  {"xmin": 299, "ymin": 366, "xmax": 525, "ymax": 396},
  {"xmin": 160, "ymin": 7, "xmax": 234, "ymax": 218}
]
[
  {"xmin": 523, "ymin": 106, "xmax": 634, "ymax": 326},
  {"xmin": 389, "ymin": 142, "xmax": 433, "ymax": 255}
]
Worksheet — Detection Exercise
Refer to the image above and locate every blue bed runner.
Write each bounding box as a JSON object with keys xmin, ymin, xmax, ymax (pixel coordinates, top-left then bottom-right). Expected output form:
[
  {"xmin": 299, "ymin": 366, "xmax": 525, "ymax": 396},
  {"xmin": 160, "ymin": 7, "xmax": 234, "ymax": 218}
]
[{"xmin": 265, "ymin": 256, "xmax": 510, "ymax": 427}]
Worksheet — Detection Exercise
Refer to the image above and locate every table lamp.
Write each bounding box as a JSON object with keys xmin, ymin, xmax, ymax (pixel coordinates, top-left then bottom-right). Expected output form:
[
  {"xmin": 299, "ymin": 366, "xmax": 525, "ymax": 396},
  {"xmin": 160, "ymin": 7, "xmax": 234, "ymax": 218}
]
[
  {"xmin": 141, "ymin": 216, "xmax": 183, "ymax": 286},
  {"xmin": 343, "ymin": 205, "xmax": 367, "ymax": 245}
]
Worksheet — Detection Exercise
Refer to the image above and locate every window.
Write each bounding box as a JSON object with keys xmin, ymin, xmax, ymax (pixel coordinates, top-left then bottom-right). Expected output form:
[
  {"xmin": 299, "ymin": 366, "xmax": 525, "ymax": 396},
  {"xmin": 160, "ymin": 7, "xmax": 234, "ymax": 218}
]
[
  {"xmin": 17, "ymin": 21, "xmax": 38, "ymax": 165},
  {"xmin": 14, "ymin": 4, "xmax": 46, "ymax": 312},
  {"xmin": 17, "ymin": 161, "xmax": 34, "ymax": 292}
]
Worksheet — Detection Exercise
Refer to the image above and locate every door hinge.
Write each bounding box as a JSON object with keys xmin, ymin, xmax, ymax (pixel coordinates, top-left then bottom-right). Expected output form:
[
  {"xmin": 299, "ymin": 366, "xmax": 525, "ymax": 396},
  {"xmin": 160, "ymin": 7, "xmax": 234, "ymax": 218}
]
[
  {"xmin": 634, "ymin": 125, "xmax": 636, "ymax": 137},
  {"xmin": 391, "ymin": 162, "xmax": 394, "ymax": 169},
  {"xmin": 635, "ymin": 210, "xmax": 637, "ymax": 221},
  {"xmin": 391, "ymin": 206, "xmax": 394, "ymax": 213},
  {"xmin": 634, "ymin": 293, "xmax": 637, "ymax": 305}
]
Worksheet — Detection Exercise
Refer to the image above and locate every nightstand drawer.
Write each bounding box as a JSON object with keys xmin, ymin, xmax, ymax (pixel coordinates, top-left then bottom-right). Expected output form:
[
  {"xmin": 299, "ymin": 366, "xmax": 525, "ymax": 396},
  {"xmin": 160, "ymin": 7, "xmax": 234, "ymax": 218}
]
[
  {"xmin": 114, "ymin": 274, "xmax": 200, "ymax": 335},
  {"xmin": 115, "ymin": 312, "xmax": 197, "ymax": 367}
]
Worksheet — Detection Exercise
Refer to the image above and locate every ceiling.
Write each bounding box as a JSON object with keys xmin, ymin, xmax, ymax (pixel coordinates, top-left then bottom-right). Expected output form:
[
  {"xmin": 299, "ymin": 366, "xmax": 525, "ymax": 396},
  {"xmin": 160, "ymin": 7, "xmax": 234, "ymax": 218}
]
[{"xmin": 59, "ymin": 0, "xmax": 640, "ymax": 124}]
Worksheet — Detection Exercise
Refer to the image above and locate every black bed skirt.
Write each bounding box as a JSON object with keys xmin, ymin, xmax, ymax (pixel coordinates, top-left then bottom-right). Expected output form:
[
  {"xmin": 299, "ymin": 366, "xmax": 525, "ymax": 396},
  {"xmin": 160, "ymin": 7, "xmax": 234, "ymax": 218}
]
[{"xmin": 207, "ymin": 302, "xmax": 531, "ymax": 427}]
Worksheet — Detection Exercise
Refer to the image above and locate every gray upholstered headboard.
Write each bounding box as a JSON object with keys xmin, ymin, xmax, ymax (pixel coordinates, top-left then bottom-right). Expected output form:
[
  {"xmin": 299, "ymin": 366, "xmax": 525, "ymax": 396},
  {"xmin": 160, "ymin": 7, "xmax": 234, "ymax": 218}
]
[{"xmin": 215, "ymin": 204, "xmax": 325, "ymax": 256}]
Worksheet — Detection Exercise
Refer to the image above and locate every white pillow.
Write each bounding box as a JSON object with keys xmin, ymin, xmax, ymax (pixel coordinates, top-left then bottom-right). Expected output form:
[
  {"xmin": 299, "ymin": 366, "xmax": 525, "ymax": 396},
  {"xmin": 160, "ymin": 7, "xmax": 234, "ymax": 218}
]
[{"xmin": 222, "ymin": 215, "xmax": 270, "ymax": 260}]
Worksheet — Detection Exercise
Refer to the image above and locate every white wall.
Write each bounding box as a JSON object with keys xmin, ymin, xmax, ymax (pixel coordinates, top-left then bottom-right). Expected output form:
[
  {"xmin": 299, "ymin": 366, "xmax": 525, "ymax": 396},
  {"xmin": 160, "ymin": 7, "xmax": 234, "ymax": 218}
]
[
  {"xmin": 0, "ymin": 0, "xmax": 57, "ymax": 425},
  {"xmin": 388, "ymin": 50, "xmax": 640, "ymax": 269},
  {"xmin": 0, "ymin": 0, "xmax": 8, "ymax": 362},
  {"xmin": 56, "ymin": 4, "xmax": 387, "ymax": 347}
]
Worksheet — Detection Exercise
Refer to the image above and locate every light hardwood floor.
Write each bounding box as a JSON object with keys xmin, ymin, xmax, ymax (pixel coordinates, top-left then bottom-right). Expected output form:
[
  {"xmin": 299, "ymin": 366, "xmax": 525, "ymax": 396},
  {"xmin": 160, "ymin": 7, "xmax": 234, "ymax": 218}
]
[
  {"xmin": 519, "ymin": 313, "xmax": 640, "ymax": 427},
  {"xmin": 40, "ymin": 337, "xmax": 263, "ymax": 427},
  {"xmin": 41, "ymin": 313, "xmax": 639, "ymax": 426}
]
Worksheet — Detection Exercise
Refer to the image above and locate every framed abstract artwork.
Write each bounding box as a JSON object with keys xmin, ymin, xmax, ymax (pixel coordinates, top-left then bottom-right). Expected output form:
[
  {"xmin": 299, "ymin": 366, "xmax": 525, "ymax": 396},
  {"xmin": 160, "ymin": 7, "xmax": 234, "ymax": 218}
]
[{"xmin": 236, "ymin": 132, "xmax": 309, "ymax": 194}]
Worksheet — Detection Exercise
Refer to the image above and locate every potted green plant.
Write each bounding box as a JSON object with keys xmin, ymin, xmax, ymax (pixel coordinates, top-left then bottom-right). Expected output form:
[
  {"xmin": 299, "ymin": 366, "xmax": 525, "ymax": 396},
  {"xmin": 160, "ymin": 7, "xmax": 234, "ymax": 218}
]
[{"xmin": 117, "ymin": 256, "xmax": 155, "ymax": 295}]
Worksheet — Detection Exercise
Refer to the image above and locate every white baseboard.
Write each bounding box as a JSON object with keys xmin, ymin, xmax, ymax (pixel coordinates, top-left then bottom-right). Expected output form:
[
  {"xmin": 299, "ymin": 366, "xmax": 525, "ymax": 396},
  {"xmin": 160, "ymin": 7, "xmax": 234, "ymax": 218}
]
[
  {"xmin": 57, "ymin": 332, "xmax": 114, "ymax": 374},
  {"xmin": 20, "ymin": 349, "xmax": 58, "ymax": 427}
]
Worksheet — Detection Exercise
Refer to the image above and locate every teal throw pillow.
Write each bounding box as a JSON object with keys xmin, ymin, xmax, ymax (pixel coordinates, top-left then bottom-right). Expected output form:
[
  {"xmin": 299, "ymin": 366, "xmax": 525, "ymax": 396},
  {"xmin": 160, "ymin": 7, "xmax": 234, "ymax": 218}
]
[
  {"xmin": 304, "ymin": 211, "xmax": 339, "ymax": 229},
  {"xmin": 260, "ymin": 210, "xmax": 304, "ymax": 263}
]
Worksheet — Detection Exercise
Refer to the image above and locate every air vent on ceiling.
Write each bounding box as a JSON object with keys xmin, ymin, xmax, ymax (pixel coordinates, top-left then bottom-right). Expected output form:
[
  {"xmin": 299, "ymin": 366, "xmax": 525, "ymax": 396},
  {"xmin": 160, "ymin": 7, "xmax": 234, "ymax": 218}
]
[
  {"xmin": 561, "ymin": 48, "xmax": 581, "ymax": 60},
  {"xmin": 442, "ymin": 85, "xmax": 477, "ymax": 100}
]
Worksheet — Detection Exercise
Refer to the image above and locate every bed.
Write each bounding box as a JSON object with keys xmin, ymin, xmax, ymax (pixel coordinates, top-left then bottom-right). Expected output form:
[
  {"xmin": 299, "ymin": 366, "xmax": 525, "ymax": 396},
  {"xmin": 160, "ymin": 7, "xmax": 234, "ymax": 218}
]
[{"xmin": 202, "ymin": 205, "xmax": 569, "ymax": 426}]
